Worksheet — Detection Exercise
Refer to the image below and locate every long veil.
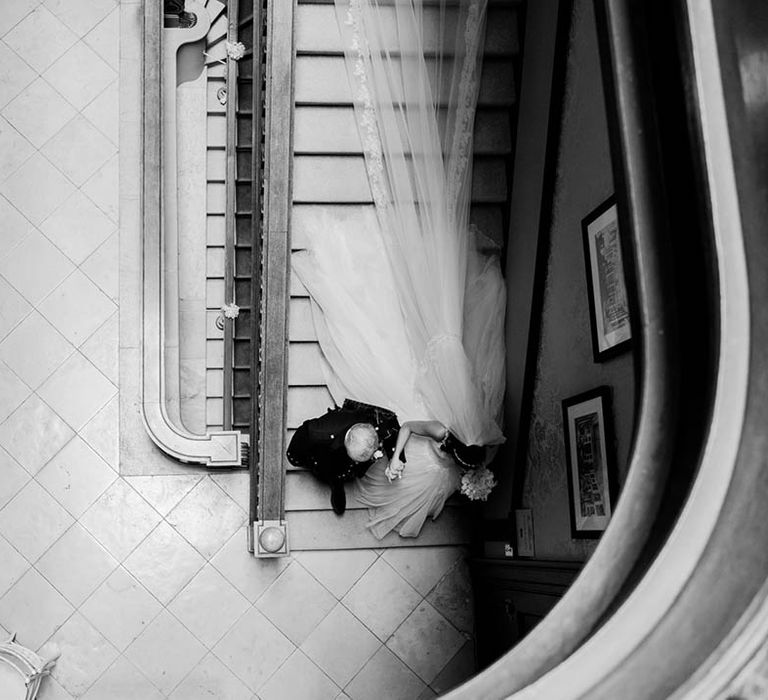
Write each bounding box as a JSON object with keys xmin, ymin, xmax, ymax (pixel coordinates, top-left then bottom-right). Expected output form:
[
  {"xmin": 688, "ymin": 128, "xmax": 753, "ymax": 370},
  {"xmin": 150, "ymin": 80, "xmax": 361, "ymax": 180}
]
[{"xmin": 294, "ymin": 0, "xmax": 505, "ymax": 448}]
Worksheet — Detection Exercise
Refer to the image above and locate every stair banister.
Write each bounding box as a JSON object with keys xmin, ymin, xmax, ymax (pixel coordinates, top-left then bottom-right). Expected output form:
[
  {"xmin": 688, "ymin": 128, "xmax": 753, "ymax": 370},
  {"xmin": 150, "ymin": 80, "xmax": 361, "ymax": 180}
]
[{"xmin": 141, "ymin": 0, "xmax": 245, "ymax": 467}]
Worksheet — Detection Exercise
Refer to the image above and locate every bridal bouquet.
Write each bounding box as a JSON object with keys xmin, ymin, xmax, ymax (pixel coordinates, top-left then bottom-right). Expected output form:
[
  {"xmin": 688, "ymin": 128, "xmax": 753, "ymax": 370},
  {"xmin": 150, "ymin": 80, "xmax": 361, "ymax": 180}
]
[{"xmin": 460, "ymin": 466, "xmax": 497, "ymax": 501}]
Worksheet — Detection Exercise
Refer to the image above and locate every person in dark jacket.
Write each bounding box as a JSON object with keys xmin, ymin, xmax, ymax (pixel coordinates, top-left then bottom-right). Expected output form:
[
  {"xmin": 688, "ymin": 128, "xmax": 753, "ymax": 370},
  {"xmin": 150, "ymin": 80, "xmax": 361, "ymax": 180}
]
[{"xmin": 286, "ymin": 398, "xmax": 402, "ymax": 514}]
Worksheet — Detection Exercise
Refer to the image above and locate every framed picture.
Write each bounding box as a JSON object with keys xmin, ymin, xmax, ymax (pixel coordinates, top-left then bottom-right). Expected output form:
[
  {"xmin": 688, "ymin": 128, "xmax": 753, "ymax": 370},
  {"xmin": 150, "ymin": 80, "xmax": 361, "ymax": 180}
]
[
  {"xmin": 581, "ymin": 196, "xmax": 632, "ymax": 361},
  {"xmin": 562, "ymin": 386, "xmax": 617, "ymax": 538}
]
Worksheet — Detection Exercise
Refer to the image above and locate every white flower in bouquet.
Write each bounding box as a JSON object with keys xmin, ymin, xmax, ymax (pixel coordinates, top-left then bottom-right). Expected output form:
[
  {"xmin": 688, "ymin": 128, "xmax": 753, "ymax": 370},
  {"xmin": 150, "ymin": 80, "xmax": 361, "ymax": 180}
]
[
  {"xmin": 221, "ymin": 302, "xmax": 240, "ymax": 319},
  {"xmin": 226, "ymin": 41, "xmax": 246, "ymax": 60},
  {"xmin": 460, "ymin": 466, "xmax": 497, "ymax": 501}
]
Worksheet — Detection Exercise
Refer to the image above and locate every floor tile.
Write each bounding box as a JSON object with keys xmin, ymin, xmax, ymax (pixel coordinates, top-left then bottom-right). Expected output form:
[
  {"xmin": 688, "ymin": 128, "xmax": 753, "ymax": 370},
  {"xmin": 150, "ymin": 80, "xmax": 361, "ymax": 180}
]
[
  {"xmin": 42, "ymin": 113, "xmax": 116, "ymax": 186},
  {"xmin": 260, "ymin": 650, "xmax": 339, "ymax": 700},
  {"xmin": 302, "ymin": 603, "xmax": 380, "ymax": 688},
  {"xmin": 0, "ymin": 310, "xmax": 74, "ymax": 389},
  {"xmin": 256, "ymin": 561, "xmax": 337, "ymax": 645},
  {"xmin": 126, "ymin": 474, "xmax": 203, "ymax": 517},
  {"xmin": 0, "ymin": 0, "xmax": 41, "ymax": 42},
  {"xmin": 213, "ymin": 606, "xmax": 295, "ymax": 693},
  {"xmin": 40, "ymin": 190, "xmax": 115, "ymax": 265},
  {"xmin": 168, "ymin": 564, "xmax": 249, "ymax": 647},
  {"xmin": 36, "ymin": 523, "xmax": 117, "ymax": 606},
  {"xmin": 0, "ymin": 447, "xmax": 30, "ymax": 510},
  {"xmin": 37, "ymin": 436, "xmax": 115, "ymax": 518},
  {"xmin": 83, "ymin": 8, "xmax": 118, "ymax": 69},
  {"xmin": 0, "ymin": 394, "xmax": 74, "ymax": 474},
  {"xmin": 0, "ymin": 41, "xmax": 37, "ymax": 110},
  {"xmin": 38, "ymin": 352, "xmax": 116, "ymax": 431},
  {"xmin": 169, "ymin": 652, "xmax": 253, "ymax": 700},
  {"xmin": 80, "ymin": 232, "xmax": 118, "ymax": 301},
  {"xmin": 0, "ymin": 272, "xmax": 31, "ymax": 340},
  {"xmin": 78, "ymin": 395, "xmax": 118, "ymax": 469},
  {"xmin": 39, "ymin": 268, "xmax": 116, "ymax": 347},
  {"xmin": 0, "ymin": 195, "xmax": 34, "ymax": 260},
  {"xmin": 80, "ymin": 479, "xmax": 162, "ymax": 561},
  {"xmin": 80, "ymin": 656, "xmax": 164, "ymax": 700},
  {"xmin": 2, "ymin": 6, "xmax": 77, "ymax": 73},
  {"xmin": 0, "ymin": 360, "xmax": 29, "ymax": 423},
  {"xmin": 82, "ymin": 154, "xmax": 118, "ymax": 221},
  {"xmin": 79, "ymin": 312, "xmax": 118, "ymax": 384},
  {"xmin": 382, "ymin": 546, "xmax": 462, "ymax": 596},
  {"xmin": 124, "ymin": 521, "xmax": 206, "ymax": 605},
  {"xmin": 345, "ymin": 646, "xmax": 426, "ymax": 700},
  {"xmin": 429, "ymin": 640, "xmax": 476, "ymax": 695},
  {"xmin": 211, "ymin": 528, "xmax": 292, "ymax": 603},
  {"xmin": 2, "ymin": 153, "xmax": 77, "ymax": 228},
  {"xmin": 0, "ymin": 478, "xmax": 73, "ymax": 561},
  {"xmin": 44, "ymin": 41, "xmax": 116, "ymax": 110},
  {"xmin": 166, "ymin": 477, "xmax": 247, "ymax": 558},
  {"xmin": 125, "ymin": 609, "xmax": 208, "ymax": 696},
  {"xmin": 426, "ymin": 557, "xmax": 474, "ymax": 633},
  {"xmin": 80, "ymin": 567, "xmax": 162, "ymax": 652},
  {"xmin": 82, "ymin": 79, "xmax": 118, "ymax": 144},
  {"xmin": 0, "ymin": 114, "xmax": 34, "ymax": 176},
  {"xmin": 49, "ymin": 612, "xmax": 120, "ymax": 697},
  {"xmin": 0, "ymin": 567, "xmax": 74, "ymax": 649},
  {"xmin": 210, "ymin": 471, "xmax": 250, "ymax": 513},
  {"xmin": 37, "ymin": 675, "xmax": 75, "ymax": 700},
  {"xmin": 387, "ymin": 601, "xmax": 465, "ymax": 684},
  {"xmin": 44, "ymin": 0, "xmax": 117, "ymax": 38},
  {"xmin": 342, "ymin": 558, "xmax": 422, "ymax": 641},
  {"xmin": 0, "ymin": 228, "xmax": 74, "ymax": 304},
  {"xmin": 1, "ymin": 77, "xmax": 76, "ymax": 149},
  {"xmin": 0, "ymin": 533, "xmax": 29, "ymax": 597}
]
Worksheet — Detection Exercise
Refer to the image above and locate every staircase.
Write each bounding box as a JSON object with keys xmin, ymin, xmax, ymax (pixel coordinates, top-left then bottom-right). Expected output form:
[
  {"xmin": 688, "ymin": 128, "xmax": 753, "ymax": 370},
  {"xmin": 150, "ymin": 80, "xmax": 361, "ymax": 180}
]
[
  {"xmin": 279, "ymin": 0, "xmax": 524, "ymax": 551},
  {"xmin": 202, "ymin": 0, "xmax": 259, "ymax": 435}
]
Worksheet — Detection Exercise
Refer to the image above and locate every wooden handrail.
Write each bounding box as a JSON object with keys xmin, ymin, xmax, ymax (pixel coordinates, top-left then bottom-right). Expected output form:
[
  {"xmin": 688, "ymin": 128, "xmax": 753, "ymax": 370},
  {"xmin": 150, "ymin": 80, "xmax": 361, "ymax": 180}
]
[{"xmin": 252, "ymin": 0, "xmax": 294, "ymax": 556}]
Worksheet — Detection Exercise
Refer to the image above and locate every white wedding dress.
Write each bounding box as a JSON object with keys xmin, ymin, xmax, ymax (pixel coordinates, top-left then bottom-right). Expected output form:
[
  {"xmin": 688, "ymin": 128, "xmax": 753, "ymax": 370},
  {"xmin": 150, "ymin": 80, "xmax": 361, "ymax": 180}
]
[{"xmin": 292, "ymin": 0, "xmax": 506, "ymax": 538}]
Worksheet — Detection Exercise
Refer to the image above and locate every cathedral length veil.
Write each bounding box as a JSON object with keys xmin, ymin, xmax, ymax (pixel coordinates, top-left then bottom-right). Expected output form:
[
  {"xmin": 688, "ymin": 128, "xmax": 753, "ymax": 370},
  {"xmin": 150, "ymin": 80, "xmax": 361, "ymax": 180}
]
[{"xmin": 292, "ymin": 0, "xmax": 506, "ymax": 537}]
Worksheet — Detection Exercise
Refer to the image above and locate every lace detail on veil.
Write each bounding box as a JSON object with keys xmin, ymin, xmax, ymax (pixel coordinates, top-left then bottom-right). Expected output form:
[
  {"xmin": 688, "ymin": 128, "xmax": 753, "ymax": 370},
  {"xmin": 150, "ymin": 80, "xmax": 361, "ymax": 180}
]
[
  {"xmin": 445, "ymin": 0, "xmax": 485, "ymax": 212},
  {"xmin": 344, "ymin": 1, "xmax": 390, "ymax": 211}
]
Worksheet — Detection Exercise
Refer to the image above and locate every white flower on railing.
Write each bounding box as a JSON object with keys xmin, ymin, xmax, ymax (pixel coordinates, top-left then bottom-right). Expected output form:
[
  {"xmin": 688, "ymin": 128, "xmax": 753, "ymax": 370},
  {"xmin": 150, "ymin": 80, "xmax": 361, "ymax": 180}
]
[
  {"xmin": 221, "ymin": 302, "xmax": 240, "ymax": 319},
  {"xmin": 460, "ymin": 465, "xmax": 497, "ymax": 501},
  {"xmin": 226, "ymin": 41, "xmax": 246, "ymax": 60}
]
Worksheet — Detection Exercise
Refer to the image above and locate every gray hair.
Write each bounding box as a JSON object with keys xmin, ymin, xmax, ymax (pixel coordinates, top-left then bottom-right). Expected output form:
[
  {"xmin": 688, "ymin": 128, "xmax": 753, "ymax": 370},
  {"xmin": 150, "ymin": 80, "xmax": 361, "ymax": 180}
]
[{"xmin": 344, "ymin": 423, "xmax": 378, "ymax": 462}]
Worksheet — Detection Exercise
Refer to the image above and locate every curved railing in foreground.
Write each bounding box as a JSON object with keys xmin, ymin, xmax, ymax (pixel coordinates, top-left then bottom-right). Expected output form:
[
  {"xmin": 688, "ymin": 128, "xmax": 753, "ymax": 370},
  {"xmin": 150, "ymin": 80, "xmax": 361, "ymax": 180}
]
[{"xmin": 448, "ymin": 0, "xmax": 768, "ymax": 697}]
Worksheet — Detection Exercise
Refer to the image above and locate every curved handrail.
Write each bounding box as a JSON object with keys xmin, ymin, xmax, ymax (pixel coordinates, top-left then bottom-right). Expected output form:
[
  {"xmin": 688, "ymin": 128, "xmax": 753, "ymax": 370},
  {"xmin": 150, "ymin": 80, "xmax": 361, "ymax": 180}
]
[
  {"xmin": 450, "ymin": 0, "xmax": 768, "ymax": 697},
  {"xmin": 142, "ymin": 0, "xmax": 244, "ymax": 466},
  {"xmin": 445, "ymin": 0, "xmax": 681, "ymax": 693}
]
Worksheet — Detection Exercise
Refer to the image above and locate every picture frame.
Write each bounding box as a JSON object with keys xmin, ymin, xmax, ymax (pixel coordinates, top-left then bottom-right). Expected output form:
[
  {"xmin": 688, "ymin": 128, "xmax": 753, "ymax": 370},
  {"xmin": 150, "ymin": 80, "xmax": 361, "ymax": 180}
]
[
  {"xmin": 561, "ymin": 386, "xmax": 617, "ymax": 539},
  {"xmin": 581, "ymin": 196, "xmax": 632, "ymax": 361}
]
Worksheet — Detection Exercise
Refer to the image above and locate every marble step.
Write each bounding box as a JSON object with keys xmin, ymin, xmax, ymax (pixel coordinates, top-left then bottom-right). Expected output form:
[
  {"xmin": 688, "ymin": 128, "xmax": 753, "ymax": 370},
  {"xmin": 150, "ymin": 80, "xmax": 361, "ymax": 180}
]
[{"xmin": 286, "ymin": 506, "xmax": 471, "ymax": 551}]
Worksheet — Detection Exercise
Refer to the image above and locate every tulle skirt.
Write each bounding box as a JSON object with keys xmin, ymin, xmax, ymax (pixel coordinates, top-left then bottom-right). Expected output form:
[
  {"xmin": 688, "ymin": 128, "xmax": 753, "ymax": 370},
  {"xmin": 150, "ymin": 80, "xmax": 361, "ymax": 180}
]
[
  {"xmin": 353, "ymin": 435, "xmax": 462, "ymax": 539},
  {"xmin": 292, "ymin": 212, "xmax": 504, "ymax": 539}
]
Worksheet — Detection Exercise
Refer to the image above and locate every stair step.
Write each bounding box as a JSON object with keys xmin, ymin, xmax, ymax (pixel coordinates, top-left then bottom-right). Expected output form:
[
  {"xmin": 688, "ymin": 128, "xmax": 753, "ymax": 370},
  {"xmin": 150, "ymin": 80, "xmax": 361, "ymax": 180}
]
[
  {"xmin": 286, "ymin": 506, "xmax": 471, "ymax": 551},
  {"xmin": 286, "ymin": 470, "xmax": 367, "ymax": 510}
]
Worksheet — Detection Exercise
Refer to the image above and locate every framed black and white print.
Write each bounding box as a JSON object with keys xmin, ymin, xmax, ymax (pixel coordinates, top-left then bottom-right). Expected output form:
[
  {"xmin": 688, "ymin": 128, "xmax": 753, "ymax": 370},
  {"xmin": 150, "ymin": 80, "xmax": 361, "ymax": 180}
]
[
  {"xmin": 562, "ymin": 386, "xmax": 617, "ymax": 539},
  {"xmin": 581, "ymin": 196, "xmax": 632, "ymax": 361}
]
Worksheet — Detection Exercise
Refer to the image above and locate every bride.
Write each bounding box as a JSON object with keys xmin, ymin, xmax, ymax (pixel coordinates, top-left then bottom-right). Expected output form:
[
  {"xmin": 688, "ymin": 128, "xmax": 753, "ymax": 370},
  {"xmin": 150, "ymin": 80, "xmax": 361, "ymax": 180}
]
[{"xmin": 292, "ymin": 0, "xmax": 506, "ymax": 538}]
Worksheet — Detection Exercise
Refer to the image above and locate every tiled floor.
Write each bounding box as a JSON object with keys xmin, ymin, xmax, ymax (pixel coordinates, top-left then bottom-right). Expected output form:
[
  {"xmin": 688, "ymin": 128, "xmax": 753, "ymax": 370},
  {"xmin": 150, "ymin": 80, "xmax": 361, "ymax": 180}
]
[{"xmin": 0, "ymin": 0, "xmax": 476, "ymax": 698}]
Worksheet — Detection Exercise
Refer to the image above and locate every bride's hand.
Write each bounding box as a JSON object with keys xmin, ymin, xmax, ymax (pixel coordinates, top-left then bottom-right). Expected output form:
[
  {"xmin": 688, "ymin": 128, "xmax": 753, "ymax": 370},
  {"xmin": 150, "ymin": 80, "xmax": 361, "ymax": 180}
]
[{"xmin": 385, "ymin": 457, "xmax": 405, "ymax": 482}]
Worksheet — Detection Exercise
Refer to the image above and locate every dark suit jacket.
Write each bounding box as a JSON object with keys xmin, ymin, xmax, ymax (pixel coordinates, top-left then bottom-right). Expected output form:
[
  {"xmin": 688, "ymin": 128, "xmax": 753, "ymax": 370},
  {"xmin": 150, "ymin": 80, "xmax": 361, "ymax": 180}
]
[{"xmin": 286, "ymin": 399, "xmax": 401, "ymax": 485}]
